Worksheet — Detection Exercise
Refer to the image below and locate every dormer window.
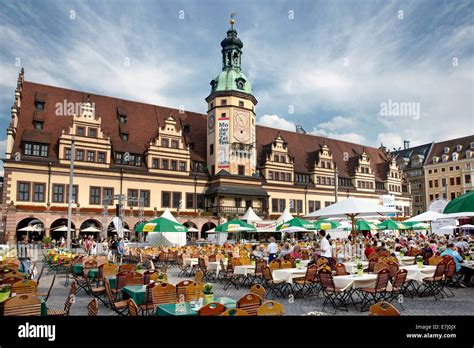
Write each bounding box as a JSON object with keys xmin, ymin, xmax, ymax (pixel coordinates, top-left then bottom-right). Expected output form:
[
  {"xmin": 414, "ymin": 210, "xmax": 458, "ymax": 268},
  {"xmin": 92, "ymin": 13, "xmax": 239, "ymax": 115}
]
[
  {"xmin": 457, "ymin": 145, "xmax": 462, "ymax": 152},
  {"xmin": 467, "ymin": 150, "xmax": 473, "ymax": 159},
  {"xmin": 161, "ymin": 138, "xmax": 169, "ymax": 148},
  {"xmin": 433, "ymin": 156, "xmax": 439, "ymax": 164},
  {"xmin": 121, "ymin": 133, "xmax": 129, "ymax": 141},
  {"xmin": 171, "ymin": 139, "xmax": 179, "ymax": 149},
  {"xmin": 33, "ymin": 121, "xmax": 43, "ymax": 130},
  {"xmin": 77, "ymin": 127, "xmax": 85, "ymax": 136},
  {"xmin": 236, "ymin": 77, "xmax": 246, "ymax": 90},
  {"xmin": 444, "ymin": 147, "xmax": 450, "ymax": 154},
  {"xmin": 452, "ymin": 152, "xmax": 458, "ymax": 161},
  {"xmin": 442, "ymin": 154, "xmax": 448, "ymax": 162},
  {"xmin": 119, "ymin": 115, "xmax": 126, "ymax": 123},
  {"xmin": 470, "ymin": 142, "xmax": 474, "ymax": 149},
  {"xmin": 117, "ymin": 106, "xmax": 127, "ymax": 123}
]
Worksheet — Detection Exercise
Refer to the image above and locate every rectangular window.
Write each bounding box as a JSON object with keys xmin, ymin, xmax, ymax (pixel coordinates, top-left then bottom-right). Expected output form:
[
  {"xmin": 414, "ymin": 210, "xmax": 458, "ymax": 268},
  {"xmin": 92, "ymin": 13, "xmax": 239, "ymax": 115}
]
[
  {"xmin": 272, "ymin": 198, "xmax": 278, "ymax": 212},
  {"xmin": 456, "ymin": 177, "xmax": 461, "ymax": 185},
  {"xmin": 52, "ymin": 184, "xmax": 65, "ymax": 203},
  {"xmin": 17, "ymin": 182, "xmax": 31, "ymax": 201},
  {"xmin": 128, "ymin": 189, "xmax": 138, "ymax": 207},
  {"xmin": 24, "ymin": 143, "xmax": 32, "ymax": 155},
  {"xmin": 162, "ymin": 159, "xmax": 169, "ymax": 170},
  {"xmin": 89, "ymin": 186, "xmax": 101, "ymax": 205},
  {"xmin": 238, "ymin": 165, "xmax": 245, "ymax": 175},
  {"xmin": 171, "ymin": 160, "xmax": 178, "ymax": 171},
  {"xmin": 450, "ymin": 177, "xmax": 455, "ymax": 186},
  {"xmin": 268, "ymin": 171, "xmax": 273, "ymax": 180},
  {"xmin": 172, "ymin": 192, "xmax": 182, "ymax": 209},
  {"xmin": 296, "ymin": 200, "xmax": 303, "ymax": 213},
  {"xmin": 152, "ymin": 158, "xmax": 159, "ymax": 168},
  {"xmin": 88, "ymin": 128, "xmax": 97, "ymax": 138},
  {"xmin": 179, "ymin": 161, "xmax": 186, "ymax": 172},
  {"xmin": 76, "ymin": 150, "xmax": 84, "ymax": 161},
  {"xmin": 77, "ymin": 127, "xmax": 85, "ymax": 136},
  {"xmin": 197, "ymin": 194, "xmax": 205, "ymax": 209},
  {"xmin": 40, "ymin": 145, "xmax": 48, "ymax": 157},
  {"xmin": 87, "ymin": 150, "xmax": 95, "ymax": 162},
  {"xmin": 121, "ymin": 133, "xmax": 129, "ymax": 141},
  {"xmin": 32, "ymin": 183, "xmax": 45, "ymax": 202},
  {"xmin": 32, "ymin": 144, "xmax": 40, "ymax": 156},
  {"xmin": 429, "ymin": 180, "xmax": 433, "ymax": 188},
  {"xmin": 221, "ymin": 99, "xmax": 227, "ymax": 105},
  {"xmin": 239, "ymin": 101, "xmax": 244, "ymax": 107},
  {"xmin": 286, "ymin": 173, "xmax": 291, "ymax": 182},
  {"xmin": 171, "ymin": 140, "xmax": 179, "ymax": 149},
  {"xmin": 161, "ymin": 138, "xmax": 169, "ymax": 148},
  {"xmin": 66, "ymin": 185, "xmax": 78, "ymax": 204},
  {"xmin": 35, "ymin": 101, "xmax": 45, "ymax": 110},
  {"xmin": 115, "ymin": 152, "xmax": 123, "ymax": 164},
  {"xmin": 279, "ymin": 199, "xmax": 286, "ymax": 213},
  {"xmin": 429, "ymin": 194, "xmax": 434, "ymax": 201},
  {"xmin": 162, "ymin": 191, "xmax": 170, "ymax": 208},
  {"xmin": 210, "ymin": 144, "xmax": 214, "ymax": 155},
  {"xmin": 33, "ymin": 121, "xmax": 43, "ymax": 130},
  {"xmin": 140, "ymin": 190, "xmax": 150, "ymax": 207},
  {"xmin": 98, "ymin": 152, "xmax": 106, "ymax": 163},
  {"xmin": 186, "ymin": 193, "xmax": 194, "ymax": 209},
  {"xmin": 434, "ymin": 179, "xmax": 439, "ymax": 188},
  {"xmin": 65, "ymin": 148, "xmax": 71, "ymax": 160},
  {"xmin": 465, "ymin": 174, "xmax": 471, "ymax": 184},
  {"xmin": 103, "ymin": 187, "xmax": 114, "ymax": 202}
]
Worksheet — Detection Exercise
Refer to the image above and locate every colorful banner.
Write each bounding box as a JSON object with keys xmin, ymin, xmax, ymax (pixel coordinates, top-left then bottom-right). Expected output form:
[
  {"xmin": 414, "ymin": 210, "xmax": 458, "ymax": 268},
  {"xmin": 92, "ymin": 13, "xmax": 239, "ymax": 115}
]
[{"xmin": 217, "ymin": 117, "xmax": 230, "ymax": 168}]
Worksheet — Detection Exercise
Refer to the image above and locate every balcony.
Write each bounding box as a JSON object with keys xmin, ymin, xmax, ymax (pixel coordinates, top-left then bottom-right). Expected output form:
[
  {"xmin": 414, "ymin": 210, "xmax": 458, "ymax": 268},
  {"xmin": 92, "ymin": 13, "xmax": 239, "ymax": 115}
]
[{"xmin": 206, "ymin": 205, "xmax": 268, "ymax": 216}]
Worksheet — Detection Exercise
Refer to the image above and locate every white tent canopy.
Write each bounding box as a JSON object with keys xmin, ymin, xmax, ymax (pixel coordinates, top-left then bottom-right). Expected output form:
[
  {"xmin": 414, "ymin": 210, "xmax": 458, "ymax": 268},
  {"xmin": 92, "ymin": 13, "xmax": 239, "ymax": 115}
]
[
  {"xmin": 160, "ymin": 208, "xmax": 179, "ymax": 223},
  {"xmin": 305, "ymin": 197, "xmax": 398, "ymax": 219},
  {"xmin": 241, "ymin": 207, "xmax": 262, "ymax": 222},
  {"xmin": 187, "ymin": 227, "xmax": 199, "ymax": 232},
  {"xmin": 52, "ymin": 225, "xmax": 68, "ymax": 232},
  {"xmin": 404, "ymin": 211, "xmax": 446, "ymax": 222},
  {"xmin": 276, "ymin": 209, "xmax": 294, "ymax": 225},
  {"xmin": 18, "ymin": 225, "xmax": 43, "ymax": 232},
  {"xmin": 81, "ymin": 226, "xmax": 101, "ymax": 233}
]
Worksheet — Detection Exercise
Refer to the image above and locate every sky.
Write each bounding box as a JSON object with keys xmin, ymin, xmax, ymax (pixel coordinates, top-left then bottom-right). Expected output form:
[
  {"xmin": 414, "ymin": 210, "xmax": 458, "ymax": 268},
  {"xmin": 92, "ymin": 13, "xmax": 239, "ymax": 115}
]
[{"xmin": 0, "ymin": 0, "xmax": 473, "ymax": 175}]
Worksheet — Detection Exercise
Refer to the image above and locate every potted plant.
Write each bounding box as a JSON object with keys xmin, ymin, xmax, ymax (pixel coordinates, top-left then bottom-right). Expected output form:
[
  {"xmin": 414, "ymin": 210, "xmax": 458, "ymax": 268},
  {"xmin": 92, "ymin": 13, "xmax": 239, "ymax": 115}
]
[
  {"xmin": 357, "ymin": 263, "xmax": 363, "ymax": 277},
  {"xmin": 202, "ymin": 283, "xmax": 214, "ymax": 304},
  {"xmin": 136, "ymin": 263, "xmax": 142, "ymax": 271},
  {"xmin": 0, "ymin": 286, "xmax": 10, "ymax": 302},
  {"xmin": 416, "ymin": 255, "xmax": 423, "ymax": 268},
  {"xmin": 42, "ymin": 236, "xmax": 52, "ymax": 249}
]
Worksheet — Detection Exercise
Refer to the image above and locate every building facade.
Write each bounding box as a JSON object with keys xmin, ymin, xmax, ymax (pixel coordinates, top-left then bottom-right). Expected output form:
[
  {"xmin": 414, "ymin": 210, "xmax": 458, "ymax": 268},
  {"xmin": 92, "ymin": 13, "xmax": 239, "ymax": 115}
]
[
  {"xmin": 424, "ymin": 136, "xmax": 474, "ymax": 206},
  {"xmin": 1, "ymin": 20, "xmax": 411, "ymax": 244}
]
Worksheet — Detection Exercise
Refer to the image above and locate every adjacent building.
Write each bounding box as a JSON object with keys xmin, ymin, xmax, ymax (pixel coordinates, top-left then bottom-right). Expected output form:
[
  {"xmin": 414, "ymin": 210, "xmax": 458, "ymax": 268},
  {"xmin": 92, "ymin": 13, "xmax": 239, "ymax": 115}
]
[{"xmin": 0, "ymin": 20, "xmax": 411, "ymax": 244}]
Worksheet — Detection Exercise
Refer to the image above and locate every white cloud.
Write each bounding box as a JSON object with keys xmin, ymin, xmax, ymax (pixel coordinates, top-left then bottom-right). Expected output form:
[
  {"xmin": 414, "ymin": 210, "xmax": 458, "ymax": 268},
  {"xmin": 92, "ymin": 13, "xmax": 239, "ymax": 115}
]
[
  {"xmin": 377, "ymin": 133, "xmax": 403, "ymax": 150},
  {"xmin": 257, "ymin": 114, "xmax": 295, "ymax": 132},
  {"xmin": 311, "ymin": 128, "xmax": 366, "ymax": 145},
  {"xmin": 317, "ymin": 116, "xmax": 356, "ymax": 131}
]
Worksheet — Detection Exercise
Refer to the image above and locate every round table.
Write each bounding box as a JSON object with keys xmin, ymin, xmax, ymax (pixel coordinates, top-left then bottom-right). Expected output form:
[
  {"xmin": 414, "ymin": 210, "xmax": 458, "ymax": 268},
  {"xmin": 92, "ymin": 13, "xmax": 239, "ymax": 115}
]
[
  {"xmin": 401, "ymin": 265, "xmax": 436, "ymax": 283},
  {"xmin": 272, "ymin": 268, "xmax": 307, "ymax": 284},
  {"xmin": 333, "ymin": 274, "xmax": 379, "ymax": 290}
]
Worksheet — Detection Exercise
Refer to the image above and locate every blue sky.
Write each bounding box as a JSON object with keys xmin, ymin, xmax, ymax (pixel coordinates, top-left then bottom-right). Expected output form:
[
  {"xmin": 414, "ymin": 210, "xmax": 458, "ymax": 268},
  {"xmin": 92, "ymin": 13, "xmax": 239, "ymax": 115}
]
[{"xmin": 0, "ymin": 0, "xmax": 473, "ymax": 173}]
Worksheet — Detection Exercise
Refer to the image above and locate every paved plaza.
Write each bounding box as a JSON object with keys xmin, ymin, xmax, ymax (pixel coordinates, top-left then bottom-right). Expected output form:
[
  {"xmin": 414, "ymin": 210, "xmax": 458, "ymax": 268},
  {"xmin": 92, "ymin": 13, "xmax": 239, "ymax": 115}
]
[{"xmin": 36, "ymin": 261, "xmax": 474, "ymax": 316}]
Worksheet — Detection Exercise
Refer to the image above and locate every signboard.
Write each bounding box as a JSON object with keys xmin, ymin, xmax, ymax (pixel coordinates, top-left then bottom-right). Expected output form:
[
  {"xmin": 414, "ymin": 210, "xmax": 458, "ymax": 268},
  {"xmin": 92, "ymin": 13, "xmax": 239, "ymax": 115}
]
[
  {"xmin": 381, "ymin": 195, "xmax": 396, "ymax": 217},
  {"xmin": 142, "ymin": 223, "xmax": 156, "ymax": 232},
  {"xmin": 254, "ymin": 222, "xmax": 277, "ymax": 231},
  {"xmin": 217, "ymin": 117, "xmax": 230, "ymax": 168}
]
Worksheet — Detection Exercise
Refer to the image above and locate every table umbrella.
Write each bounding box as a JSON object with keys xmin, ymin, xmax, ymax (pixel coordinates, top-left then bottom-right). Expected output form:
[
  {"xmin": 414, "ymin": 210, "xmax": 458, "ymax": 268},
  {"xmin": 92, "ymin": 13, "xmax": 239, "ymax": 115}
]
[
  {"xmin": 276, "ymin": 217, "xmax": 315, "ymax": 232},
  {"xmin": 313, "ymin": 219, "xmax": 341, "ymax": 230},
  {"xmin": 443, "ymin": 191, "xmax": 474, "ymax": 214},
  {"xmin": 355, "ymin": 219, "xmax": 379, "ymax": 231},
  {"xmin": 377, "ymin": 219, "xmax": 408, "ymax": 230},
  {"xmin": 135, "ymin": 217, "xmax": 188, "ymax": 233},
  {"xmin": 214, "ymin": 219, "xmax": 257, "ymax": 233}
]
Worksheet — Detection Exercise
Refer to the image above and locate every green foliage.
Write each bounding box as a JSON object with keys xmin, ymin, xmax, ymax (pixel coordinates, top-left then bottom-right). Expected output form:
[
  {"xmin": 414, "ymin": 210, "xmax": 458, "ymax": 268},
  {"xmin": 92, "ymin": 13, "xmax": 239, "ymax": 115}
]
[{"xmin": 203, "ymin": 283, "xmax": 214, "ymax": 294}]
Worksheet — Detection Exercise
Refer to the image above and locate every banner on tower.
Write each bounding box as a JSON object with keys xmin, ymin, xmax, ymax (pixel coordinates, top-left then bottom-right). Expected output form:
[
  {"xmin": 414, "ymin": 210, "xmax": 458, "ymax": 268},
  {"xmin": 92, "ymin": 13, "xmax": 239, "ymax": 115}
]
[{"xmin": 217, "ymin": 117, "xmax": 230, "ymax": 168}]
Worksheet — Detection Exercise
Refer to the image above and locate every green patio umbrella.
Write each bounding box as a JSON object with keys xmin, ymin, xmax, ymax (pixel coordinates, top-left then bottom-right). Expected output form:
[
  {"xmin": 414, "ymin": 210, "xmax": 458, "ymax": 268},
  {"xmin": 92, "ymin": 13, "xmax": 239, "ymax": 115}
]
[
  {"xmin": 135, "ymin": 217, "xmax": 188, "ymax": 233},
  {"xmin": 443, "ymin": 191, "xmax": 474, "ymax": 214},
  {"xmin": 403, "ymin": 221, "xmax": 430, "ymax": 230},
  {"xmin": 276, "ymin": 217, "xmax": 316, "ymax": 232},
  {"xmin": 355, "ymin": 219, "xmax": 379, "ymax": 231},
  {"xmin": 214, "ymin": 219, "xmax": 257, "ymax": 233},
  {"xmin": 313, "ymin": 219, "xmax": 341, "ymax": 230},
  {"xmin": 377, "ymin": 219, "xmax": 408, "ymax": 230}
]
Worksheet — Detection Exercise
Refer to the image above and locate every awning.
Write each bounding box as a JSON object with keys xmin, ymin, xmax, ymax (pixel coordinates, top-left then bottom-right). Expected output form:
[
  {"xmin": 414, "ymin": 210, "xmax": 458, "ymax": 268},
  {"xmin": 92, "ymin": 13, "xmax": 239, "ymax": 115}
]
[{"xmin": 205, "ymin": 185, "xmax": 268, "ymax": 197}]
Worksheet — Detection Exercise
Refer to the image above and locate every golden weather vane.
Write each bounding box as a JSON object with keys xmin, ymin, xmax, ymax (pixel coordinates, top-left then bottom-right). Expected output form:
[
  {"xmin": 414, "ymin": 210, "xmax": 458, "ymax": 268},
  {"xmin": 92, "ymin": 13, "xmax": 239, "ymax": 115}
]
[{"xmin": 230, "ymin": 12, "xmax": 236, "ymax": 28}]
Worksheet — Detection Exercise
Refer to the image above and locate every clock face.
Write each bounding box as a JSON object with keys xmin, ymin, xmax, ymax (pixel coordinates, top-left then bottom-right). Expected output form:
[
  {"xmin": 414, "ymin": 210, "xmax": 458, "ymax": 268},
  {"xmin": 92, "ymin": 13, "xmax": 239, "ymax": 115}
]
[
  {"xmin": 208, "ymin": 114, "xmax": 215, "ymax": 130},
  {"xmin": 233, "ymin": 110, "xmax": 250, "ymax": 143}
]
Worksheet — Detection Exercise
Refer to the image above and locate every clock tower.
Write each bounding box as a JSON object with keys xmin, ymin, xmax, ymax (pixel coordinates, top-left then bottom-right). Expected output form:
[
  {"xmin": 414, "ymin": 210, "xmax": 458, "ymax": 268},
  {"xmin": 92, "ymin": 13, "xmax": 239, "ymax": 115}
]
[{"xmin": 206, "ymin": 17, "xmax": 258, "ymax": 176}]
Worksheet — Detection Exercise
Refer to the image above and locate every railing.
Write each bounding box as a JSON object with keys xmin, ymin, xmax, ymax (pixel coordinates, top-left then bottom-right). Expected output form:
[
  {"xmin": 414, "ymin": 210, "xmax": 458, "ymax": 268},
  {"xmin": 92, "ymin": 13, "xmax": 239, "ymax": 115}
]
[{"xmin": 206, "ymin": 206, "xmax": 267, "ymax": 216}]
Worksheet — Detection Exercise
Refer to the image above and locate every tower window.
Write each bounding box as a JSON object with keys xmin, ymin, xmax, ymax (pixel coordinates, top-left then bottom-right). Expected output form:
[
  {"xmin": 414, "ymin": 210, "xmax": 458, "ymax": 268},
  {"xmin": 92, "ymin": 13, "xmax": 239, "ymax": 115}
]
[
  {"xmin": 35, "ymin": 101, "xmax": 45, "ymax": 110},
  {"xmin": 210, "ymin": 144, "xmax": 214, "ymax": 155},
  {"xmin": 33, "ymin": 121, "xmax": 43, "ymax": 130},
  {"xmin": 238, "ymin": 165, "xmax": 245, "ymax": 176},
  {"xmin": 221, "ymin": 99, "xmax": 227, "ymax": 106},
  {"xmin": 88, "ymin": 128, "xmax": 97, "ymax": 137},
  {"xmin": 239, "ymin": 101, "xmax": 244, "ymax": 107},
  {"xmin": 121, "ymin": 133, "xmax": 128, "ymax": 141}
]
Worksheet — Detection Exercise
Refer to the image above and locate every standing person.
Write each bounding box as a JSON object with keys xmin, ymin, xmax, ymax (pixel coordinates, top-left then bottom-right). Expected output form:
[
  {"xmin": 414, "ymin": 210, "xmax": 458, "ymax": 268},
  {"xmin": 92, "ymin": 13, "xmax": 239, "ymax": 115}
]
[
  {"xmin": 116, "ymin": 238, "xmax": 124, "ymax": 263},
  {"xmin": 17, "ymin": 235, "xmax": 30, "ymax": 274},
  {"xmin": 267, "ymin": 237, "xmax": 278, "ymax": 262},
  {"xmin": 318, "ymin": 230, "xmax": 332, "ymax": 262},
  {"xmin": 101, "ymin": 239, "xmax": 108, "ymax": 256},
  {"xmin": 84, "ymin": 236, "xmax": 93, "ymax": 255}
]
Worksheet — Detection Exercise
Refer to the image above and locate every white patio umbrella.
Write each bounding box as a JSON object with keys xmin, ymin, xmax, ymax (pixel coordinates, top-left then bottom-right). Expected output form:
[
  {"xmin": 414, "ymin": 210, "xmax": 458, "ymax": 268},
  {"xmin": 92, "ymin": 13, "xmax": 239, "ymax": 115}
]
[
  {"xmin": 81, "ymin": 226, "xmax": 101, "ymax": 233},
  {"xmin": 241, "ymin": 207, "xmax": 262, "ymax": 222},
  {"xmin": 18, "ymin": 225, "xmax": 43, "ymax": 232},
  {"xmin": 110, "ymin": 228, "xmax": 130, "ymax": 233},
  {"xmin": 186, "ymin": 226, "xmax": 199, "ymax": 232},
  {"xmin": 404, "ymin": 211, "xmax": 446, "ymax": 222},
  {"xmin": 440, "ymin": 225, "xmax": 458, "ymax": 230},
  {"xmin": 304, "ymin": 197, "xmax": 399, "ymax": 238},
  {"xmin": 459, "ymin": 224, "xmax": 474, "ymax": 229},
  {"xmin": 52, "ymin": 225, "xmax": 68, "ymax": 232}
]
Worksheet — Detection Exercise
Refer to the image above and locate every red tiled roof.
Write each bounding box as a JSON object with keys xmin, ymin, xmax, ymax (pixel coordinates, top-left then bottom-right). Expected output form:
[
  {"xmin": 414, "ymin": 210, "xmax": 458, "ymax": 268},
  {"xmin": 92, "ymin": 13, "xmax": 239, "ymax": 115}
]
[
  {"xmin": 425, "ymin": 135, "xmax": 474, "ymax": 163},
  {"xmin": 14, "ymin": 80, "xmax": 393, "ymax": 179}
]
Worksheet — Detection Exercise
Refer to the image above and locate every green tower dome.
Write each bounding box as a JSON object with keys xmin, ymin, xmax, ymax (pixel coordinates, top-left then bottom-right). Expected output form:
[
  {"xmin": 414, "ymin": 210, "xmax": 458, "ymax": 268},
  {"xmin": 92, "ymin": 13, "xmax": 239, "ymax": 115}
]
[{"xmin": 211, "ymin": 69, "xmax": 252, "ymax": 94}]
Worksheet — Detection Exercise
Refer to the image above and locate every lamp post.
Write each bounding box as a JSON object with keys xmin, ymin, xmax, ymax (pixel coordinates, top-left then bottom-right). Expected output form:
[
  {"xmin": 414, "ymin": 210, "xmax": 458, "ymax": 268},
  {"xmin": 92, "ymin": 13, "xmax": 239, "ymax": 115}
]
[
  {"xmin": 194, "ymin": 175, "xmax": 198, "ymax": 213},
  {"xmin": 304, "ymin": 185, "xmax": 308, "ymax": 215}
]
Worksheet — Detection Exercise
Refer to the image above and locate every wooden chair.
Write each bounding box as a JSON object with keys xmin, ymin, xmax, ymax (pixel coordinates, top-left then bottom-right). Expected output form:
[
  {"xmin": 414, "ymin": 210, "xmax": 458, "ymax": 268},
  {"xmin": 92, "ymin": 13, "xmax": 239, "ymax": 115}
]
[
  {"xmin": 359, "ymin": 269, "xmax": 391, "ymax": 312},
  {"xmin": 194, "ymin": 269, "xmax": 204, "ymax": 284},
  {"xmin": 177, "ymin": 255, "xmax": 192, "ymax": 277},
  {"xmin": 261, "ymin": 265, "xmax": 288, "ymax": 299},
  {"xmin": 185, "ymin": 282, "xmax": 204, "ymax": 302},
  {"xmin": 119, "ymin": 264, "xmax": 136, "ymax": 272},
  {"xmin": 280, "ymin": 260, "xmax": 292, "ymax": 269},
  {"xmin": 38, "ymin": 272, "xmax": 56, "ymax": 302},
  {"xmin": 11, "ymin": 279, "xmax": 38, "ymax": 295},
  {"xmin": 236, "ymin": 293, "xmax": 262, "ymax": 316},
  {"xmin": 293, "ymin": 264, "xmax": 319, "ymax": 297},
  {"xmin": 127, "ymin": 298, "xmax": 140, "ymax": 316},
  {"xmin": 102, "ymin": 263, "xmax": 118, "ymax": 277},
  {"xmin": 387, "ymin": 261, "xmax": 399, "ymax": 279},
  {"xmin": 220, "ymin": 308, "xmax": 250, "ymax": 316},
  {"xmin": 418, "ymin": 260, "xmax": 447, "ymax": 299},
  {"xmin": 257, "ymin": 300, "xmax": 285, "ymax": 316},
  {"xmin": 269, "ymin": 260, "xmax": 281, "ymax": 272},
  {"xmin": 0, "ymin": 275, "xmax": 23, "ymax": 287},
  {"xmin": 368, "ymin": 301, "xmax": 400, "ymax": 316},
  {"xmin": 113, "ymin": 271, "xmax": 129, "ymax": 298},
  {"xmin": 250, "ymin": 284, "xmax": 265, "ymax": 299},
  {"xmin": 3, "ymin": 294, "xmax": 42, "ymax": 316},
  {"xmin": 143, "ymin": 270, "xmax": 158, "ymax": 284},
  {"xmin": 318, "ymin": 268, "xmax": 351, "ymax": 314},
  {"xmin": 197, "ymin": 302, "xmax": 225, "ymax": 316},
  {"xmin": 124, "ymin": 272, "xmax": 144, "ymax": 286},
  {"xmin": 176, "ymin": 280, "xmax": 194, "ymax": 302},
  {"xmin": 198, "ymin": 257, "xmax": 216, "ymax": 282},
  {"xmin": 84, "ymin": 272, "xmax": 107, "ymax": 306},
  {"xmin": 104, "ymin": 278, "xmax": 128, "ymax": 315},
  {"xmin": 87, "ymin": 298, "xmax": 99, "ymax": 316},
  {"xmin": 47, "ymin": 293, "xmax": 75, "ymax": 316},
  {"xmin": 151, "ymin": 282, "xmax": 177, "ymax": 306},
  {"xmin": 316, "ymin": 257, "xmax": 328, "ymax": 268},
  {"xmin": 373, "ymin": 262, "xmax": 389, "ymax": 274},
  {"xmin": 428, "ymin": 255, "xmax": 442, "ymax": 265},
  {"xmin": 385, "ymin": 269, "xmax": 408, "ymax": 310},
  {"xmin": 335, "ymin": 263, "xmax": 348, "ymax": 276},
  {"xmin": 240, "ymin": 257, "xmax": 251, "ymax": 265},
  {"xmin": 441, "ymin": 260, "xmax": 457, "ymax": 298}
]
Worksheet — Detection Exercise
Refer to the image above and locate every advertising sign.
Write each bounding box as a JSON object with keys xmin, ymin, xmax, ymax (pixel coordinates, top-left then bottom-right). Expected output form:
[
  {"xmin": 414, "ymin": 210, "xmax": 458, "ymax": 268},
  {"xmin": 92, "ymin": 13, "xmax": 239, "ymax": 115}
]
[{"xmin": 217, "ymin": 117, "xmax": 230, "ymax": 168}]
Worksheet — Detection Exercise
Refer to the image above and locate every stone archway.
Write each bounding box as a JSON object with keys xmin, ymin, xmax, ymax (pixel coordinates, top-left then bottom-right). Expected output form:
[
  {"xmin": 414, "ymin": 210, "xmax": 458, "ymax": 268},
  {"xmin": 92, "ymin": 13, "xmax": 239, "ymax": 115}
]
[
  {"xmin": 50, "ymin": 218, "xmax": 76, "ymax": 241},
  {"xmin": 79, "ymin": 219, "xmax": 102, "ymax": 239},
  {"xmin": 16, "ymin": 217, "xmax": 45, "ymax": 242}
]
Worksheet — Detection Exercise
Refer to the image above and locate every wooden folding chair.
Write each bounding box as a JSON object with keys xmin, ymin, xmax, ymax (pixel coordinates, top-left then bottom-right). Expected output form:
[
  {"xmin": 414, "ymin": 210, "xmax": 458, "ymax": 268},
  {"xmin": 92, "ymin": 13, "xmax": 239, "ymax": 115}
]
[
  {"xmin": 236, "ymin": 293, "xmax": 262, "ymax": 316},
  {"xmin": 368, "ymin": 301, "xmax": 400, "ymax": 316},
  {"xmin": 220, "ymin": 308, "xmax": 250, "ymax": 316},
  {"xmin": 3, "ymin": 294, "xmax": 41, "ymax": 316},
  {"xmin": 257, "ymin": 300, "xmax": 285, "ymax": 316},
  {"xmin": 197, "ymin": 302, "xmax": 225, "ymax": 316},
  {"xmin": 87, "ymin": 298, "xmax": 99, "ymax": 316},
  {"xmin": 250, "ymin": 284, "xmax": 265, "ymax": 299},
  {"xmin": 128, "ymin": 298, "xmax": 140, "ymax": 316},
  {"xmin": 11, "ymin": 279, "xmax": 38, "ymax": 295}
]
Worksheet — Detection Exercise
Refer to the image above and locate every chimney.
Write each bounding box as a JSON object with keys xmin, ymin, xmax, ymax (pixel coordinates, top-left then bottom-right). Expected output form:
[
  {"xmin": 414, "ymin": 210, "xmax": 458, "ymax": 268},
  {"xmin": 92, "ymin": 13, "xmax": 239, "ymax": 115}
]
[{"xmin": 403, "ymin": 140, "xmax": 410, "ymax": 150}]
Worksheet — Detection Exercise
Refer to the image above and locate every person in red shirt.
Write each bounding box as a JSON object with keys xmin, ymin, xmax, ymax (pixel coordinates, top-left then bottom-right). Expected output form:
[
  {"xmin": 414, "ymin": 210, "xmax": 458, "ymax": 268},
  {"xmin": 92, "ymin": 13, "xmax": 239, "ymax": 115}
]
[{"xmin": 364, "ymin": 243, "xmax": 375, "ymax": 259}]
